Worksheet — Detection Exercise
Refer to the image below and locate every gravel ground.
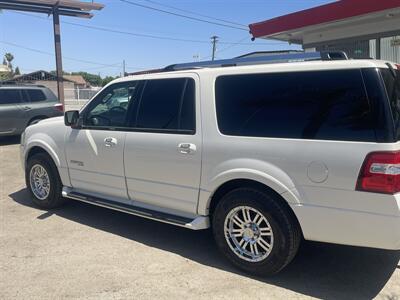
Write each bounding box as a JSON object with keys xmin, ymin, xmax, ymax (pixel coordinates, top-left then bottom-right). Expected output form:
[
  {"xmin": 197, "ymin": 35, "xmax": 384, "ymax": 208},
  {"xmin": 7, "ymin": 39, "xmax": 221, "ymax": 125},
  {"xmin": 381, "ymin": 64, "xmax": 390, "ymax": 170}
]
[{"xmin": 1, "ymin": 136, "xmax": 399, "ymax": 300}]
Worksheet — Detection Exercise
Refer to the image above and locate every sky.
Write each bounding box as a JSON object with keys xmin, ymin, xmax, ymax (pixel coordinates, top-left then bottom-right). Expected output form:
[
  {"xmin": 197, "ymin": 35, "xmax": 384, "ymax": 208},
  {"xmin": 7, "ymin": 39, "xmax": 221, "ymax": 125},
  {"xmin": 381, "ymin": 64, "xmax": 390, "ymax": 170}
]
[{"xmin": 0, "ymin": 0, "xmax": 333, "ymax": 77}]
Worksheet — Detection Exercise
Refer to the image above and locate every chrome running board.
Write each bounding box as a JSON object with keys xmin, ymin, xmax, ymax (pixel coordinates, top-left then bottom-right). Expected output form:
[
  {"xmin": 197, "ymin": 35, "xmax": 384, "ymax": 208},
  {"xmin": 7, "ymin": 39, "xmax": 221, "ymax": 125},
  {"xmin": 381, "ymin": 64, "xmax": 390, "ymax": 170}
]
[{"xmin": 62, "ymin": 187, "xmax": 209, "ymax": 230}]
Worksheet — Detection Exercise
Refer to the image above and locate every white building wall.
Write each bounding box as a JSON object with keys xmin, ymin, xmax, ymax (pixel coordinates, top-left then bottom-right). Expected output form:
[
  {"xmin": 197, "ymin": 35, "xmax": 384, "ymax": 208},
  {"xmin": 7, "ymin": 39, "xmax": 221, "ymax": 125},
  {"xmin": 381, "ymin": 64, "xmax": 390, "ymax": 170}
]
[
  {"xmin": 369, "ymin": 39, "xmax": 377, "ymax": 59},
  {"xmin": 380, "ymin": 35, "xmax": 400, "ymax": 63}
]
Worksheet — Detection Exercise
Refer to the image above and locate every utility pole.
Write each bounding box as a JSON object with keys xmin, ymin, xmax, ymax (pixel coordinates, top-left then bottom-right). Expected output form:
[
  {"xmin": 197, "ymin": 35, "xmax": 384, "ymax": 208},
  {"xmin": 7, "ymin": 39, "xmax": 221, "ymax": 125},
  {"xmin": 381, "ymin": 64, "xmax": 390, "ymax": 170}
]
[
  {"xmin": 122, "ymin": 59, "xmax": 126, "ymax": 77},
  {"xmin": 53, "ymin": 6, "xmax": 65, "ymax": 106},
  {"xmin": 211, "ymin": 36, "xmax": 218, "ymax": 61}
]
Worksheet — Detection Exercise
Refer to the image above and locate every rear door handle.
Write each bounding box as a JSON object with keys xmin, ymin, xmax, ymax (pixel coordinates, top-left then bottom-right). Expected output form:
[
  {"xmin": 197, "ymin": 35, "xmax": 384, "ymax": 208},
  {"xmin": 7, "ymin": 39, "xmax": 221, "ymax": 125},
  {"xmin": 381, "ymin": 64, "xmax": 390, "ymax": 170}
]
[
  {"xmin": 104, "ymin": 137, "xmax": 118, "ymax": 147},
  {"xmin": 178, "ymin": 143, "xmax": 196, "ymax": 154},
  {"xmin": 22, "ymin": 106, "xmax": 32, "ymax": 111}
]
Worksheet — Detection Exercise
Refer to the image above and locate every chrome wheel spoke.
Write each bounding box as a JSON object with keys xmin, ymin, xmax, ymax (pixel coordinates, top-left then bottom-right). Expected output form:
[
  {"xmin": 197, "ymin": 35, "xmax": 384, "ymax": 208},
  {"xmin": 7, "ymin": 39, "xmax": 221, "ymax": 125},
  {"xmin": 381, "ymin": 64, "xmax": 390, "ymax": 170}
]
[
  {"xmin": 242, "ymin": 207, "xmax": 251, "ymax": 223},
  {"xmin": 260, "ymin": 227, "xmax": 272, "ymax": 236},
  {"xmin": 231, "ymin": 228, "xmax": 243, "ymax": 238},
  {"xmin": 257, "ymin": 238, "xmax": 272, "ymax": 253},
  {"xmin": 29, "ymin": 164, "xmax": 51, "ymax": 201},
  {"xmin": 232, "ymin": 215, "xmax": 245, "ymax": 228},
  {"xmin": 253, "ymin": 214, "xmax": 261, "ymax": 224},
  {"xmin": 44, "ymin": 185, "xmax": 50, "ymax": 194},
  {"xmin": 224, "ymin": 205, "xmax": 274, "ymax": 262},
  {"xmin": 250, "ymin": 243, "xmax": 258, "ymax": 256},
  {"xmin": 242, "ymin": 241, "xmax": 249, "ymax": 250}
]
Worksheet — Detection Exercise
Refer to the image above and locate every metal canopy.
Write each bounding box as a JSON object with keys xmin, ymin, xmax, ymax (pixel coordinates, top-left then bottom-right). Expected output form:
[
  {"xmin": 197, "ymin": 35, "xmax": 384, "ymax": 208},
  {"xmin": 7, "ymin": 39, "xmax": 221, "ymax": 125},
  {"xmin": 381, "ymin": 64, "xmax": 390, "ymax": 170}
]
[
  {"xmin": 0, "ymin": 0, "xmax": 103, "ymax": 18},
  {"xmin": 0, "ymin": 0, "xmax": 104, "ymax": 105},
  {"xmin": 249, "ymin": 0, "xmax": 400, "ymax": 46}
]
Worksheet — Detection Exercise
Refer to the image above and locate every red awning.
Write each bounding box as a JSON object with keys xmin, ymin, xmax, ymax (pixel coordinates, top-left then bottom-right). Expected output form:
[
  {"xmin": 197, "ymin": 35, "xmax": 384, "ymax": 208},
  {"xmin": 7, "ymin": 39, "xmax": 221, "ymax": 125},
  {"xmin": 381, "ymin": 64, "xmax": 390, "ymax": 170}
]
[{"xmin": 249, "ymin": 0, "xmax": 400, "ymax": 39}]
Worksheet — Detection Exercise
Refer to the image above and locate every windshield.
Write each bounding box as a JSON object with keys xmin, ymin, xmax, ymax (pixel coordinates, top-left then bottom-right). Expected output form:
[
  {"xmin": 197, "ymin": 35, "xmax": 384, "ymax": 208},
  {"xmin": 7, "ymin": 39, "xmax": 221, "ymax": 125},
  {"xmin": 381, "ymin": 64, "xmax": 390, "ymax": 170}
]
[{"xmin": 380, "ymin": 68, "xmax": 400, "ymax": 140}]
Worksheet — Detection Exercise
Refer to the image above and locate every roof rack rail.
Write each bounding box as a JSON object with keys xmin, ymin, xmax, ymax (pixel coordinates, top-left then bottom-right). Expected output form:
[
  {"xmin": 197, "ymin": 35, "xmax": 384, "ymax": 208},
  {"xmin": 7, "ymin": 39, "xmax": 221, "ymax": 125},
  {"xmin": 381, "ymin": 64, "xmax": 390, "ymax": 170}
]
[
  {"xmin": 164, "ymin": 51, "xmax": 348, "ymax": 72},
  {"xmin": 0, "ymin": 82, "xmax": 46, "ymax": 88}
]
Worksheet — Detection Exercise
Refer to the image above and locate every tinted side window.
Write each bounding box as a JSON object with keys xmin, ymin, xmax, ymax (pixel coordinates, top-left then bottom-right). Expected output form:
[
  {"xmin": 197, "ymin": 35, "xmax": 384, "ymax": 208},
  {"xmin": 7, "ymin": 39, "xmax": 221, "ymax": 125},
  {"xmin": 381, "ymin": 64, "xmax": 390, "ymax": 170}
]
[
  {"xmin": 136, "ymin": 78, "xmax": 195, "ymax": 132},
  {"xmin": 0, "ymin": 89, "xmax": 22, "ymax": 105},
  {"xmin": 215, "ymin": 70, "xmax": 375, "ymax": 142},
  {"xmin": 26, "ymin": 89, "xmax": 47, "ymax": 102},
  {"xmin": 179, "ymin": 79, "xmax": 195, "ymax": 131}
]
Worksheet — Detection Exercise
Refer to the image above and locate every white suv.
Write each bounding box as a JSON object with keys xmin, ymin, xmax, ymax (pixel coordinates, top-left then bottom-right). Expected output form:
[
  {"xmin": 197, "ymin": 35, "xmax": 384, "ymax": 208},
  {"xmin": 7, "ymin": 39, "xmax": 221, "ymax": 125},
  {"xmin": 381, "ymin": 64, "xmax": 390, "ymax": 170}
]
[{"xmin": 20, "ymin": 52, "xmax": 400, "ymax": 275}]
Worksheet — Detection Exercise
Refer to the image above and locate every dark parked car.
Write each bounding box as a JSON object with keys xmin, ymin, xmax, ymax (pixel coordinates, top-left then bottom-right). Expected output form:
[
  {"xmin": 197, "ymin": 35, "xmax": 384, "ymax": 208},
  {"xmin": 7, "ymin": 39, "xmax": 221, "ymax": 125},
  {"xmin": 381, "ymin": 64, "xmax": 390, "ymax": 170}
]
[{"xmin": 0, "ymin": 85, "xmax": 63, "ymax": 136}]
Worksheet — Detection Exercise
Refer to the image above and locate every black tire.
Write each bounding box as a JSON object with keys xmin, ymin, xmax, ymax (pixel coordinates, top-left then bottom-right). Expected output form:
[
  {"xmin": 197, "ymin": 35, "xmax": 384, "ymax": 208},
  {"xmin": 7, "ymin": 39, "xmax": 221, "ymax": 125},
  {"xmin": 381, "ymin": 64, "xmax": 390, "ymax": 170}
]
[
  {"xmin": 25, "ymin": 152, "xmax": 66, "ymax": 209},
  {"xmin": 212, "ymin": 188, "xmax": 301, "ymax": 276}
]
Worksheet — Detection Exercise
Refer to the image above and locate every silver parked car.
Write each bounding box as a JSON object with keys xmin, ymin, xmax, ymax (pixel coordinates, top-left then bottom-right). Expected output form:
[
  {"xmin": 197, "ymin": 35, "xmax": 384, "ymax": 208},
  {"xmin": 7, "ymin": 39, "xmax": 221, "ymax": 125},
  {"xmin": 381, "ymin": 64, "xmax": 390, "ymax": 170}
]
[
  {"xmin": 20, "ymin": 52, "xmax": 400, "ymax": 276},
  {"xmin": 0, "ymin": 85, "xmax": 63, "ymax": 136}
]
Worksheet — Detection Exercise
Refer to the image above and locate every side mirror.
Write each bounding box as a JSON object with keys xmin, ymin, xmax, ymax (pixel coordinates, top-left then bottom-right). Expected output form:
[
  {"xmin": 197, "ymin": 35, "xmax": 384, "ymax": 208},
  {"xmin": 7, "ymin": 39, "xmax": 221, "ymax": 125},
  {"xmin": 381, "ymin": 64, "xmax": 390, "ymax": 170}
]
[{"xmin": 64, "ymin": 110, "xmax": 80, "ymax": 128}]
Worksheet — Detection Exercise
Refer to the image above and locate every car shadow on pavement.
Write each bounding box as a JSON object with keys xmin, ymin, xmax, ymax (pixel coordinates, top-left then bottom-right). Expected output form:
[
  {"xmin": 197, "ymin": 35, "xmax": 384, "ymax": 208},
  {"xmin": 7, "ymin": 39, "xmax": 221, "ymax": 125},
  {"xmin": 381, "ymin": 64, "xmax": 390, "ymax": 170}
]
[
  {"xmin": 10, "ymin": 188, "xmax": 400, "ymax": 300},
  {"xmin": 0, "ymin": 136, "xmax": 20, "ymax": 146}
]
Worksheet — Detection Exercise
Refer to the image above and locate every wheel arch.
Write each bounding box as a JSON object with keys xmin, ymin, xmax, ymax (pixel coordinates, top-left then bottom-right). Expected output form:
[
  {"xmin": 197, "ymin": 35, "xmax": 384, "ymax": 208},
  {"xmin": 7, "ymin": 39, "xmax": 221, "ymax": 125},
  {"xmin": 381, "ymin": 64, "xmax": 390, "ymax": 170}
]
[
  {"xmin": 27, "ymin": 146, "xmax": 52, "ymax": 162},
  {"xmin": 25, "ymin": 142, "xmax": 60, "ymax": 168},
  {"xmin": 199, "ymin": 166, "xmax": 302, "ymax": 215},
  {"xmin": 204, "ymin": 178, "xmax": 303, "ymax": 237},
  {"xmin": 208, "ymin": 179, "xmax": 296, "ymax": 212}
]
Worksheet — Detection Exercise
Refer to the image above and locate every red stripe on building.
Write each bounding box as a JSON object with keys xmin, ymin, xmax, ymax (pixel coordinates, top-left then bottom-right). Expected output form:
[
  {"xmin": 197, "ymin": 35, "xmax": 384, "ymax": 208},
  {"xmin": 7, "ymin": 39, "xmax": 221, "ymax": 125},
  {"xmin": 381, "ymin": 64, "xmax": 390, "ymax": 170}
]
[{"xmin": 249, "ymin": 0, "xmax": 400, "ymax": 38}]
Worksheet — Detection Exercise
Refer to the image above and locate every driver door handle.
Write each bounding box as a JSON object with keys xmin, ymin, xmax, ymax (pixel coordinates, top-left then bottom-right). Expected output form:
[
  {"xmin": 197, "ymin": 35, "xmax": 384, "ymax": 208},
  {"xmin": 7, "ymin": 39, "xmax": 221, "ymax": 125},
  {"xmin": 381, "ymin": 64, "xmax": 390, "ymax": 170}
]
[
  {"xmin": 104, "ymin": 137, "xmax": 118, "ymax": 147},
  {"xmin": 178, "ymin": 143, "xmax": 196, "ymax": 154}
]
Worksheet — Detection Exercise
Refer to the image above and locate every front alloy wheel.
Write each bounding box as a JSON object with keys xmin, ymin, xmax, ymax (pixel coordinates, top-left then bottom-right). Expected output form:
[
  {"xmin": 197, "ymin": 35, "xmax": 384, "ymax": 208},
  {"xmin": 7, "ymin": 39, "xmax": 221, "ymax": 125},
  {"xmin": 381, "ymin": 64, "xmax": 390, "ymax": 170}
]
[
  {"xmin": 29, "ymin": 164, "xmax": 51, "ymax": 200},
  {"xmin": 26, "ymin": 152, "xmax": 66, "ymax": 208}
]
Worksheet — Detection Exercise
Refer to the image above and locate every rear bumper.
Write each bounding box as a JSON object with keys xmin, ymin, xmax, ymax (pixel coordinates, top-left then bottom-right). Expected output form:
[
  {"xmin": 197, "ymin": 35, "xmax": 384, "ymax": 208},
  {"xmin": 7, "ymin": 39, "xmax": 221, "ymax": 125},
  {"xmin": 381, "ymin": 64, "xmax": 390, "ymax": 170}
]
[{"xmin": 293, "ymin": 203, "xmax": 400, "ymax": 250}]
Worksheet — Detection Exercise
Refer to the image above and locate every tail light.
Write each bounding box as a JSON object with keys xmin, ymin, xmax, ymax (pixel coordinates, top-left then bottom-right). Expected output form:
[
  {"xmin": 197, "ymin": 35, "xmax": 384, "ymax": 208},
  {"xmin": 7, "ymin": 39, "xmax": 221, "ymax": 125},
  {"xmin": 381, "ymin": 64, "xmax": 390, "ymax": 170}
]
[
  {"xmin": 356, "ymin": 151, "xmax": 400, "ymax": 194},
  {"xmin": 54, "ymin": 103, "xmax": 64, "ymax": 112}
]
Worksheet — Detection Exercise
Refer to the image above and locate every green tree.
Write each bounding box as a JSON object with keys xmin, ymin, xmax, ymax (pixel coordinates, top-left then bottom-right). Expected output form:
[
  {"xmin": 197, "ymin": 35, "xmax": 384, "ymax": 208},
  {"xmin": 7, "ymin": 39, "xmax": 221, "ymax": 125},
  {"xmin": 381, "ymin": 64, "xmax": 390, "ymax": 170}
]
[
  {"xmin": 14, "ymin": 67, "xmax": 21, "ymax": 76},
  {"xmin": 4, "ymin": 53, "xmax": 14, "ymax": 71},
  {"xmin": 71, "ymin": 72, "xmax": 102, "ymax": 87},
  {"xmin": 1, "ymin": 53, "xmax": 14, "ymax": 81},
  {"xmin": 0, "ymin": 72, "xmax": 10, "ymax": 81},
  {"xmin": 102, "ymin": 76, "xmax": 116, "ymax": 86},
  {"xmin": 50, "ymin": 70, "xmax": 70, "ymax": 76}
]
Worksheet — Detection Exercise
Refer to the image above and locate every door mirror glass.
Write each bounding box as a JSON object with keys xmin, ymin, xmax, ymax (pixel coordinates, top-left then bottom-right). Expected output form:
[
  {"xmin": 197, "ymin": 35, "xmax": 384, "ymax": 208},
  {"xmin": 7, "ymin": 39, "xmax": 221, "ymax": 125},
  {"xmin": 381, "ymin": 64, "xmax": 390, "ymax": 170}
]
[{"xmin": 65, "ymin": 110, "xmax": 80, "ymax": 128}]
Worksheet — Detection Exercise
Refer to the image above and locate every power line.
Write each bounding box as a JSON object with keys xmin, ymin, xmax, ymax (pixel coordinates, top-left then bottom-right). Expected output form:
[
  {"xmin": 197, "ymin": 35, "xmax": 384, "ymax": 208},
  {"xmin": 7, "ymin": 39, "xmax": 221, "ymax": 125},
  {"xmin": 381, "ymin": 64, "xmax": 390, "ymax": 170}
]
[
  {"xmin": 0, "ymin": 40, "xmax": 120, "ymax": 67},
  {"xmin": 10, "ymin": 11, "xmax": 287, "ymax": 46},
  {"xmin": 12, "ymin": 11, "xmax": 211, "ymax": 44},
  {"xmin": 0, "ymin": 40, "xmax": 152, "ymax": 70},
  {"xmin": 85, "ymin": 63, "xmax": 123, "ymax": 71},
  {"xmin": 62, "ymin": 21, "xmax": 214, "ymax": 44},
  {"xmin": 216, "ymin": 36, "xmax": 251, "ymax": 55},
  {"xmin": 202, "ymin": 36, "xmax": 253, "ymax": 61},
  {"xmin": 119, "ymin": 0, "xmax": 248, "ymax": 31},
  {"xmin": 142, "ymin": 0, "xmax": 247, "ymax": 28}
]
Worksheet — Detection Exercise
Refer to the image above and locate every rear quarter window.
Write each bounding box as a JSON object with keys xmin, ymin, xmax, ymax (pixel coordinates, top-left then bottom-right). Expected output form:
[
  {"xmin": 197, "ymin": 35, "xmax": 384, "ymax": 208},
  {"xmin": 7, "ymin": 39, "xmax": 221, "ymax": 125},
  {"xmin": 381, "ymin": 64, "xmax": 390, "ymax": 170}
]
[
  {"xmin": 25, "ymin": 89, "xmax": 47, "ymax": 102},
  {"xmin": 215, "ymin": 69, "xmax": 376, "ymax": 142},
  {"xmin": 380, "ymin": 68, "xmax": 400, "ymax": 140}
]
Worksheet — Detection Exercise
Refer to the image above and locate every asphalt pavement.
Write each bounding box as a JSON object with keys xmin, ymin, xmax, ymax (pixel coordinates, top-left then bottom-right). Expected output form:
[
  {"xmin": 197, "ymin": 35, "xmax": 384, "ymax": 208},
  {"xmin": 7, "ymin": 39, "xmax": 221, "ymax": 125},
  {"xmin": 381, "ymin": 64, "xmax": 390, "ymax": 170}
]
[{"xmin": 1, "ymin": 136, "xmax": 399, "ymax": 299}]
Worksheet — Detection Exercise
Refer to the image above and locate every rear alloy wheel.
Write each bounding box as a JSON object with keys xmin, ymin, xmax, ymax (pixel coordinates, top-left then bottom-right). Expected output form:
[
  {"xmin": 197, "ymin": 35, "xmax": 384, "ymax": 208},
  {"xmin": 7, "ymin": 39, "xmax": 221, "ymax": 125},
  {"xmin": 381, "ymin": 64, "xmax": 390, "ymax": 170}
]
[
  {"xmin": 213, "ymin": 188, "xmax": 301, "ymax": 276},
  {"xmin": 224, "ymin": 206, "xmax": 274, "ymax": 262}
]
